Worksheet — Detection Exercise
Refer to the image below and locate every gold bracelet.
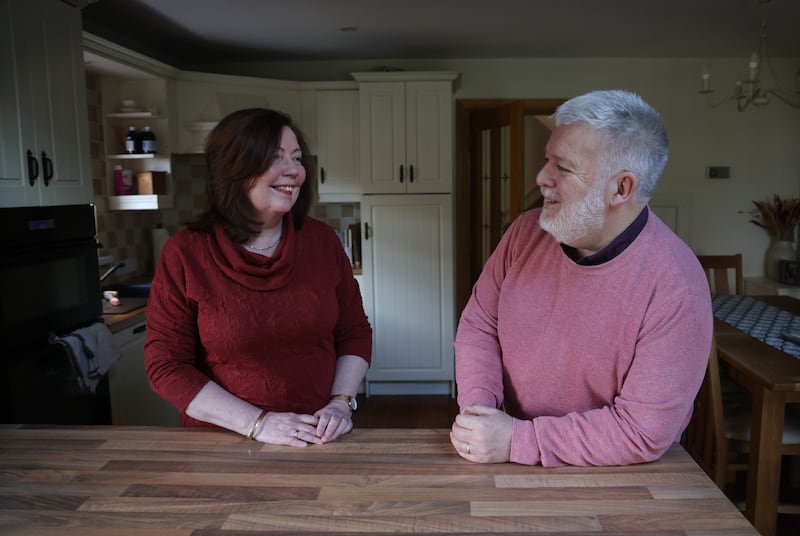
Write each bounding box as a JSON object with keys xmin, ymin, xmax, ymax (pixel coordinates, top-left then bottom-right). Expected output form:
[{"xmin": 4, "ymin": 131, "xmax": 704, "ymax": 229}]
[{"xmin": 246, "ymin": 409, "xmax": 267, "ymax": 440}]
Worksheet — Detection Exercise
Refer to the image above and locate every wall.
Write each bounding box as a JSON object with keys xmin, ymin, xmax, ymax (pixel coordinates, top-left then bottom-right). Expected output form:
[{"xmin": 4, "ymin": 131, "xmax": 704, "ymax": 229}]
[
  {"xmin": 215, "ymin": 56, "xmax": 800, "ymax": 277},
  {"xmin": 91, "ymin": 54, "xmax": 800, "ymax": 278}
]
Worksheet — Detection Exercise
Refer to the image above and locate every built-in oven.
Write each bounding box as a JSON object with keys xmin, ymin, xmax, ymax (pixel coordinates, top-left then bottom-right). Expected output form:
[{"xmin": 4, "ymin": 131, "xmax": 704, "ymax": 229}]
[{"xmin": 0, "ymin": 204, "xmax": 110, "ymax": 424}]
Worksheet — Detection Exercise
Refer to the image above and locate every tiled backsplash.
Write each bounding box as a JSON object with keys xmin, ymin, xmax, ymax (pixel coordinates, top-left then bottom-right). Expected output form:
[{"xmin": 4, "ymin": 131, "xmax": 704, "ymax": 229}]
[{"xmin": 88, "ymin": 73, "xmax": 359, "ymax": 281}]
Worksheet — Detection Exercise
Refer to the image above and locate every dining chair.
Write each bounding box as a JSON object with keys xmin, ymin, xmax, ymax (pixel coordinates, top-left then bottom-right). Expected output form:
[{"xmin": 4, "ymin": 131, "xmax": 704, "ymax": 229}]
[
  {"xmin": 697, "ymin": 254, "xmax": 744, "ymax": 295},
  {"xmin": 690, "ymin": 333, "xmax": 800, "ymax": 513}
]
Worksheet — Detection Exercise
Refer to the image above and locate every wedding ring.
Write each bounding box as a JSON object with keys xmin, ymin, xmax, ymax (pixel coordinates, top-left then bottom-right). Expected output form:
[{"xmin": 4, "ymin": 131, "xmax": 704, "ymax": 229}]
[
  {"xmin": 293, "ymin": 430, "xmax": 300, "ymax": 438},
  {"xmin": 466, "ymin": 443, "xmax": 471, "ymax": 454}
]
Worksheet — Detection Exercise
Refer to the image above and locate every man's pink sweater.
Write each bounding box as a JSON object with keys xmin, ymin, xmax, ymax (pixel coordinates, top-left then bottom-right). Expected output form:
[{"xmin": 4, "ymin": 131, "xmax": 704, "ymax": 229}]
[{"xmin": 455, "ymin": 208, "xmax": 712, "ymax": 466}]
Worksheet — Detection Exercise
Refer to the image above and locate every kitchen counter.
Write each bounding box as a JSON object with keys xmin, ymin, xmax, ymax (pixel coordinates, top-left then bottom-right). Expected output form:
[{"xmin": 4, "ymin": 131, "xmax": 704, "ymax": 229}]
[
  {"xmin": 102, "ymin": 274, "xmax": 151, "ymax": 333},
  {"xmin": 103, "ymin": 303, "xmax": 146, "ymax": 333},
  {"xmin": 0, "ymin": 426, "xmax": 756, "ymax": 534}
]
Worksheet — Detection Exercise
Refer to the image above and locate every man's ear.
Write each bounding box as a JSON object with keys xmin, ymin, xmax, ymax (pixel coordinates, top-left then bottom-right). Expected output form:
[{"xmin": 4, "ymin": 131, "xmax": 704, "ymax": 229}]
[{"xmin": 610, "ymin": 172, "xmax": 636, "ymax": 206}]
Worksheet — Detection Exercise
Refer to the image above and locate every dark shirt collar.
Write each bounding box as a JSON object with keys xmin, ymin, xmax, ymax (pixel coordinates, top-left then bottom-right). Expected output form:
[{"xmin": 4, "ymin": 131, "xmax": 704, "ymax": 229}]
[{"xmin": 561, "ymin": 206, "xmax": 649, "ymax": 266}]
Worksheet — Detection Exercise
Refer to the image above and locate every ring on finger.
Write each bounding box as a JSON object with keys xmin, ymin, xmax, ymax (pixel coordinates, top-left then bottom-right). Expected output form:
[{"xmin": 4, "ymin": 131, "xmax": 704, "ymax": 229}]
[
  {"xmin": 293, "ymin": 430, "xmax": 300, "ymax": 439},
  {"xmin": 466, "ymin": 443, "xmax": 471, "ymax": 454}
]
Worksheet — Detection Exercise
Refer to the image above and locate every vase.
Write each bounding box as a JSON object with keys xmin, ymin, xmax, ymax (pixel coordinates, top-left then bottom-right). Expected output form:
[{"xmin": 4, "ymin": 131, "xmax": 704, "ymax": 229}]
[{"xmin": 764, "ymin": 239, "xmax": 796, "ymax": 280}]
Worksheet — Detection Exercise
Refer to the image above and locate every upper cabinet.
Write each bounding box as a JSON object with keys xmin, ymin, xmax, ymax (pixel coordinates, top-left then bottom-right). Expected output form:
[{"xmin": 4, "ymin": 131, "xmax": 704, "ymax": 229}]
[
  {"xmin": 353, "ymin": 72, "xmax": 459, "ymax": 194},
  {"xmin": 315, "ymin": 89, "xmax": 361, "ymax": 202},
  {"xmin": 174, "ymin": 72, "xmax": 304, "ymax": 153},
  {"xmin": 0, "ymin": 0, "xmax": 92, "ymax": 208},
  {"xmin": 85, "ymin": 33, "xmax": 179, "ymax": 211}
]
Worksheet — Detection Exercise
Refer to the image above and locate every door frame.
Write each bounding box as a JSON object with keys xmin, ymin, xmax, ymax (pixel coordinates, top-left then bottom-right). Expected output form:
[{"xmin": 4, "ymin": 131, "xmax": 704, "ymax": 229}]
[{"xmin": 454, "ymin": 99, "xmax": 564, "ymax": 316}]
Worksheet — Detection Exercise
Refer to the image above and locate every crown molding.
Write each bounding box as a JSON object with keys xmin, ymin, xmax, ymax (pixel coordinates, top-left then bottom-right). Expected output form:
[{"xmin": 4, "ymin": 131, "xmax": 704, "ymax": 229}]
[{"xmin": 83, "ymin": 32, "xmax": 180, "ymax": 78}]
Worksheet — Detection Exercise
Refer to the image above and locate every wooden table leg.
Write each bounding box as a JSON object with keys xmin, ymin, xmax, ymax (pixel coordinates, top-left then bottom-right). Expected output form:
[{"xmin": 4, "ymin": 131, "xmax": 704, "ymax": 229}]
[{"xmin": 745, "ymin": 387, "xmax": 786, "ymax": 536}]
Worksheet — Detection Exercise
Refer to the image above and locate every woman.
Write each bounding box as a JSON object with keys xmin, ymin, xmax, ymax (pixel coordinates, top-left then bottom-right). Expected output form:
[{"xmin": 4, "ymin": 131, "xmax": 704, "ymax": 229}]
[{"xmin": 144, "ymin": 108, "xmax": 372, "ymax": 446}]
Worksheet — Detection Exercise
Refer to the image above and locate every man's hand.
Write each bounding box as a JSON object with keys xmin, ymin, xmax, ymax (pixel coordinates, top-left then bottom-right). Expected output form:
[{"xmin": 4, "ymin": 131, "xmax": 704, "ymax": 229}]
[{"xmin": 449, "ymin": 405, "xmax": 513, "ymax": 463}]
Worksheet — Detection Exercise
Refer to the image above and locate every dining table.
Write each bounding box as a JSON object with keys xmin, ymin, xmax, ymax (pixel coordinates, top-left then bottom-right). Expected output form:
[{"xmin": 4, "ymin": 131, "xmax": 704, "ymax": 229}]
[
  {"xmin": 713, "ymin": 294, "xmax": 800, "ymax": 536},
  {"xmin": 0, "ymin": 425, "xmax": 756, "ymax": 534}
]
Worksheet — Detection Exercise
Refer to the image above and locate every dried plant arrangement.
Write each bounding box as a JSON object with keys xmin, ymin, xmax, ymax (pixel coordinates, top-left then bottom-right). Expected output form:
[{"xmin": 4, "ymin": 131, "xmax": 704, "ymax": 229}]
[{"xmin": 748, "ymin": 194, "xmax": 800, "ymax": 241}]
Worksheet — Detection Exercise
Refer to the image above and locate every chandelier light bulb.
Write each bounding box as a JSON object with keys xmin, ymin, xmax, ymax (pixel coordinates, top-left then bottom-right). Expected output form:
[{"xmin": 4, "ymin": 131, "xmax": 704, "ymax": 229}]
[
  {"xmin": 698, "ymin": 0, "xmax": 799, "ymax": 111},
  {"xmin": 748, "ymin": 52, "xmax": 760, "ymax": 82}
]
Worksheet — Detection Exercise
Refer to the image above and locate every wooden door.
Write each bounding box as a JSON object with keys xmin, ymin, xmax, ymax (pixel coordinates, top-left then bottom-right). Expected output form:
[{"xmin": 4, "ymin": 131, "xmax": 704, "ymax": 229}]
[
  {"xmin": 468, "ymin": 102, "xmax": 524, "ymax": 282},
  {"xmin": 455, "ymin": 99, "xmax": 563, "ymax": 315}
]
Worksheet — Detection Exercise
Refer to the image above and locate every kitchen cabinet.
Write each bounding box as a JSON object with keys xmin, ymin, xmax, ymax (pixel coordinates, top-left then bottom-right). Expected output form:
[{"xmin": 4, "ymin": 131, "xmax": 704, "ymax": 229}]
[
  {"xmin": 174, "ymin": 71, "xmax": 303, "ymax": 153},
  {"xmin": 315, "ymin": 89, "xmax": 361, "ymax": 202},
  {"xmin": 0, "ymin": 0, "xmax": 92, "ymax": 208},
  {"xmin": 360, "ymin": 194, "xmax": 455, "ymax": 395},
  {"xmin": 108, "ymin": 317, "xmax": 180, "ymax": 426},
  {"xmin": 353, "ymin": 72, "xmax": 458, "ymax": 194},
  {"xmin": 100, "ymin": 77, "xmax": 176, "ymax": 210}
]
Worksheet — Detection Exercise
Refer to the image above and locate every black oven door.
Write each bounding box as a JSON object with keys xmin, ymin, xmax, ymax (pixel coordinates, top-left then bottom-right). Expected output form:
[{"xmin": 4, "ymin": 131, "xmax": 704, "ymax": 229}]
[
  {"xmin": 0, "ymin": 204, "xmax": 108, "ymax": 424},
  {"xmin": 0, "ymin": 205, "xmax": 103, "ymax": 352},
  {"xmin": 0, "ymin": 237, "xmax": 103, "ymax": 352}
]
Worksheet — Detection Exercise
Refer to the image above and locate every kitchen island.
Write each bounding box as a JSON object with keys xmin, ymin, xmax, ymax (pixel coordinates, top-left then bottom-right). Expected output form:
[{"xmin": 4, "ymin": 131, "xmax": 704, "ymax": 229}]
[{"xmin": 0, "ymin": 426, "xmax": 755, "ymax": 534}]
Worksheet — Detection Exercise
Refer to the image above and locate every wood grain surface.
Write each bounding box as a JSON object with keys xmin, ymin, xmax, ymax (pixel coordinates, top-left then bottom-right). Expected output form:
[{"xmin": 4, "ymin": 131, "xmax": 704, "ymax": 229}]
[{"xmin": 0, "ymin": 426, "xmax": 757, "ymax": 534}]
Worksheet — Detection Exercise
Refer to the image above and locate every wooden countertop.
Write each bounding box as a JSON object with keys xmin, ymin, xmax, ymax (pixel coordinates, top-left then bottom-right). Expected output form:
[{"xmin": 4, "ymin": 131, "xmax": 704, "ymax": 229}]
[
  {"xmin": 103, "ymin": 305, "xmax": 146, "ymax": 333},
  {"xmin": 0, "ymin": 426, "xmax": 756, "ymax": 534}
]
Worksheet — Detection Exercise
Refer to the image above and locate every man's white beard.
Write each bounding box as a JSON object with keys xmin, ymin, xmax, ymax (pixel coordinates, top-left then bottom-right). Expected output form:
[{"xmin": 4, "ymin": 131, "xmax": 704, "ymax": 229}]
[{"xmin": 539, "ymin": 182, "xmax": 607, "ymax": 246}]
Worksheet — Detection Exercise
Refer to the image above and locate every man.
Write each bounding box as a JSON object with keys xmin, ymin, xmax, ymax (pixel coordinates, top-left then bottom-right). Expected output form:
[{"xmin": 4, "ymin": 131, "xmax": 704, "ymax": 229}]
[{"xmin": 450, "ymin": 90, "xmax": 712, "ymax": 466}]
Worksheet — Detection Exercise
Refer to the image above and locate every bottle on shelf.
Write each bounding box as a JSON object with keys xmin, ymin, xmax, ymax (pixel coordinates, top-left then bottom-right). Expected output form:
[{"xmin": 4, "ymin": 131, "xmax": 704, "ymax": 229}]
[
  {"xmin": 124, "ymin": 126, "xmax": 140, "ymax": 154},
  {"xmin": 113, "ymin": 165, "xmax": 135, "ymax": 195},
  {"xmin": 140, "ymin": 126, "xmax": 158, "ymax": 154}
]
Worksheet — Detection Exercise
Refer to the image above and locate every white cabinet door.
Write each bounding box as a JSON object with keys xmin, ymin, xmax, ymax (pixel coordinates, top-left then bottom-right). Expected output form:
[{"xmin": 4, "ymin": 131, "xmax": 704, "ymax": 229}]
[
  {"xmin": 316, "ymin": 89, "xmax": 360, "ymax": 201},
  {"xmin": 360, "ymin": 194, "xmax": 455, "ymax": 395},
  {"xmin": 0, "ymin": 0, "xmax": 91, "ymax": 208},
  {"xmin": 358, "ymin": 82, "xmax": 405, "ymax": 194},
  {"xmin": 358, "ymin": 80, "xmax": 453, "ymax": 194},
  {"xmin": 404, "ymin": 81, "xmax": 453, "ymax": 194},
  {"xmin": 109, "ymin": 320, "xmax": 180, "ymax": 426}
]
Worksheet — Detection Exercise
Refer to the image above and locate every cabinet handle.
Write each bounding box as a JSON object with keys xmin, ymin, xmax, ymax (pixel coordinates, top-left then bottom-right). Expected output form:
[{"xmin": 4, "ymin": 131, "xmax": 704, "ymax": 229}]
[
  {"xmin": 409, "ymin": 165, "xmax": 415, "ymax": 183},
  {"xmin": 41, "ymin": 151, "xmax": 53, "ymax": 186},
  {"xmin": 26, "ymin": 150, "xmax": 39, "ymax": 186},
  {"xmin": 364, "ymin": 222, "xmax": 371, "ymax": 240},
  {"xmin": 320, "ymin": 167, "xmax": 326, "ymax": 184},
  {"xmin": 399, "ymin": 164, "xmax": 404, "ymax": 183}
]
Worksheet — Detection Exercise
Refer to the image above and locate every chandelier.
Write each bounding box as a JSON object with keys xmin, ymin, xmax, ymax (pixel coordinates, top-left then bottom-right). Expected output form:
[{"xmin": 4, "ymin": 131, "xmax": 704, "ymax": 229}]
[{"xmin": 698, "ymin": 0, "xmax": 800, "ymax": 112}]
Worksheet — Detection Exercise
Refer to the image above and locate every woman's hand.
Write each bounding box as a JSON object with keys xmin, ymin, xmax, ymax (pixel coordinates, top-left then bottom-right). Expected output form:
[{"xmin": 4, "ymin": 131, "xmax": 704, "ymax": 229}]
[
  {"xmin": 313, "ymin": 399, "xmax": 353, "ymax": 442},
  {"xmin": 255, "ymin": 411, "xmax": 323, "ymax": 446}
]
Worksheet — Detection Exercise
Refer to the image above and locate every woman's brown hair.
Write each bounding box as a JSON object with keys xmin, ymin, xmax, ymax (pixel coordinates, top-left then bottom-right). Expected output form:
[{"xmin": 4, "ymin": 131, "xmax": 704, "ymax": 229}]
[{"xmin": 187, "ymin": 108, "xmax": 313, "ymax": 242}]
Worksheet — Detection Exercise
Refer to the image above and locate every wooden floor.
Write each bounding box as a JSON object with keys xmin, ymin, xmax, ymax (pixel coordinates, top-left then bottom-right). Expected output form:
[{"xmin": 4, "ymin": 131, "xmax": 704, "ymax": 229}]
[{"xmin": 357, "ymin": 395, "xmax": 800, "ymax": 536}]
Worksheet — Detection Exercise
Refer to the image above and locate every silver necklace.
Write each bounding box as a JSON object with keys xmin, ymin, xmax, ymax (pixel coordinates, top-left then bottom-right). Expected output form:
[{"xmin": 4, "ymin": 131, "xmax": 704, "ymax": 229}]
[{"xmin": 244, "ymin": 227, "xmax": 282, "ymax": 251}]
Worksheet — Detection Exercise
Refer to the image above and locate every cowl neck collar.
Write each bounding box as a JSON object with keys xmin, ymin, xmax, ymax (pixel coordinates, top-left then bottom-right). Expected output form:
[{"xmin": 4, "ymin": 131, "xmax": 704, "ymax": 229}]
[{"xmin": 208, "ymin": 216, "xmax": 298, "ymax": 291}]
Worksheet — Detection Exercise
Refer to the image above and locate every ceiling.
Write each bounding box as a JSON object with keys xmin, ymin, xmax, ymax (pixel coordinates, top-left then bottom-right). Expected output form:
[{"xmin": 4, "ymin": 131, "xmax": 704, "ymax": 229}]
[{"xmin": 81, "ymin": 0, "xmax": 800, "ymax": 72}]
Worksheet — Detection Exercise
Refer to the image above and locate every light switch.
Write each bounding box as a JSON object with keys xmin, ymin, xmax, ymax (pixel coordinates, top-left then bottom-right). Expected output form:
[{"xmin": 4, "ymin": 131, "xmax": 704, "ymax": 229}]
[{"xmin": 706, "ymin": 166, "xmax": 730, "ymax": 179}]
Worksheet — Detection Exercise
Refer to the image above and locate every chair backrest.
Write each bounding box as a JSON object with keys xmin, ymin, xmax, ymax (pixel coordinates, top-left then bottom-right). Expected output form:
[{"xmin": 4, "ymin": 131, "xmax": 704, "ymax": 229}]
[
  {"xmin": 687, "ymin": 333, "xmax": 729, "ymax": 486},
  {"xmin": 697, "ymin": 254, "xmax": 743, "ymax": 295}
]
